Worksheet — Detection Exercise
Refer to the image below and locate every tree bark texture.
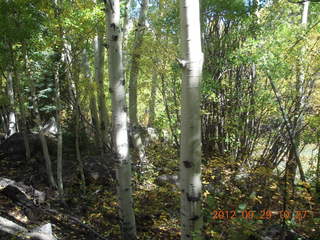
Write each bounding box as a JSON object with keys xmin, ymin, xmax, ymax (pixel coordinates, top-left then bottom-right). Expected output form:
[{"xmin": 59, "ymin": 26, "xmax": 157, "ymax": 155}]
[
  {"xmin": 179, "ymin": 0, "xmax": 204, "ymax": 239},
  {"xmin": 106, "ymin": 0, "xmax": 137, "ymax": 239}
]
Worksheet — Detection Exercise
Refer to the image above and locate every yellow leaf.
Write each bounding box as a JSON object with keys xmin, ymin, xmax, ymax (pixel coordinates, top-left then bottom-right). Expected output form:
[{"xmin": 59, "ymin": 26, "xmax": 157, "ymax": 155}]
[{"xmin": 204, "ymin": 190, "xmax": 210, "ymax": 197}]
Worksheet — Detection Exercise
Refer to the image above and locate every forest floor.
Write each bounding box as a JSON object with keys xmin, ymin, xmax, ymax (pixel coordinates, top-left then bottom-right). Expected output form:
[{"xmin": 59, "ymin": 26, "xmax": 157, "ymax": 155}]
[{"xmin": 0, "ymin": 142, "xmax": 319, "ymax": 240}]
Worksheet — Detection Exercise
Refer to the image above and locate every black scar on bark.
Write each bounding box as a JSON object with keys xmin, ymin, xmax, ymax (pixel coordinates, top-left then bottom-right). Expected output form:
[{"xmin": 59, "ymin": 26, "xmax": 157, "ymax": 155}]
[
  {"xmin": 110, "ymin": 23, "xmax": 116, "ymax": 30},
  {"xmin": 183, "ymin": 161, "xmax": 193, "ymax": 168},
  {"xmin": 190, "ymin": 215, "xmax": 200, "ymax": 221},
  {"xmin": 109, "ymin": 87, "xmax": 113, "ymax": 93},
  {"xmin": 186, "ymin": 193, "xmax": 200, "ymax": 202},
  {"xmin": 112, "ymin": 35, "xmax": 118, "ymax": 41}
]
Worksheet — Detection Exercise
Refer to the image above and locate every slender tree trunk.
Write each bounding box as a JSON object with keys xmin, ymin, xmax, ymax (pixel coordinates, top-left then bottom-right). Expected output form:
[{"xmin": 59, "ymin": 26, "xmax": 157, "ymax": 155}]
[
  {"xmin": 73, "ymin": 57, "xmax": 86, "ymax": 189},
  {"xmin": 268, "ymin": 76, "xmax": 305, "ymax": 182},
  {"xmin": 127, "ymin": 0, "xmax": 149, "ymax": 172},
  {"xmin": 105, "ymin": 0, "xmax": 137, "ymax": 238},
  {"xmin": 15, "ymin": 70, "xmax": 31, "ymax": 161},
  {"xmin": 83, "ymin": 49, "xmax": 102, "ymax": 152},
  {"xmin": 160, "ymin": 73, "xmax": 179, "ymax": 147},
  {"xmin": 75, "ymin": 102, "xmax": 86, "ymax": 189},
  {"xmin": 94, "ymin": 30, "xmax": 109, "ymax": 151},
  {"xmin": 122, "ymin": 0, "xmax": 132, "ymax": 72},
  {"xmin": 0, "ymin": 107, "xmax": 9, "ymax": 134},
  {"xmin": 54, "ymin": 62, "xmax": 63, "ymax": 197},
  {"xmin": 286, "ymin": 0, "xmax": 310, "ymax": 185},
  {"xmin": 128, "ymin": 0, "xmax": 148, "ymax": 125},
  {"xmin": 27, "ymin": 55, "xmax": 56, "ymax": 188},
  {"xmin": 316, "ymin": 141, "xmax": 320, "ymax": 202},
  {"xmin": 179, "ymin": 0, "xmax": 204, "ymax": 239},
  {"xmin": 52, "ymin": 0, "xmax": 64, "ymax": 197},
  {"xmin": 148, "ymin": 71, "xmax": 157, "ymax": 127},
  {"xmin": 38, "ymin": 117, "xmax": 57, "ymax": 188},
  {"xmin": 7, "ymin": 71, "xmax": 16, "ymax": 136}
]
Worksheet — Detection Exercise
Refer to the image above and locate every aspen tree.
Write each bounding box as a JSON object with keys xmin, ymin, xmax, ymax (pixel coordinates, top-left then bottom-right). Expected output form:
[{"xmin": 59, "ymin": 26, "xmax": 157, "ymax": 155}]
[
  {"xmin": 179, "ymin": 0, "xmax": 204, "ymax": 239},
  {"xmin": 105, "ymin": 0, "xmax": 137, "ymax": 238}
]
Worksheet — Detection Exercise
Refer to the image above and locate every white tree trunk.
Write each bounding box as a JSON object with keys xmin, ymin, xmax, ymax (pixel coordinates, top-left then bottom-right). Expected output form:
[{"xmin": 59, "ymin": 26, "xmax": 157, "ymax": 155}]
[
  {"xmin": 7, "ymin": 71, "xmax": 16, "ymax": 136},
  {"xmin": 179, "ymin": 0, "xmax": 203, "ymax": 239},
  {"xmin": 106, "ymin": 0, "xmax": 137, "ymax": 238}
]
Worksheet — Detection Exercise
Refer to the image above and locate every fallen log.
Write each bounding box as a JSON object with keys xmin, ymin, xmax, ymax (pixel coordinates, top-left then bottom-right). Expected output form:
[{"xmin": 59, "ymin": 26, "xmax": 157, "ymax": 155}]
[
  {"xmin": 0, "ymin": 177, "xmax": 56, "ymax": 239},
  {"xmin": 0, "ymin": 177, "xmax": 45, "ymax": 205},
  {"xmin": 0, "ymin": 177, "xmax": 108, "ymax": 240},
  {"xmin": 0, "ymin": 216, "xmax": 57, "ymax": 240}
]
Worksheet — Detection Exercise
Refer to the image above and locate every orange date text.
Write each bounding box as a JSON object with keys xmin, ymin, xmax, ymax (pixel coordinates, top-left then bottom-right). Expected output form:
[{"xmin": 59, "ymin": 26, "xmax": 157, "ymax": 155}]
[{"xmin": 211, "ymin": 210, "xmax": 309, "ymax": 221}]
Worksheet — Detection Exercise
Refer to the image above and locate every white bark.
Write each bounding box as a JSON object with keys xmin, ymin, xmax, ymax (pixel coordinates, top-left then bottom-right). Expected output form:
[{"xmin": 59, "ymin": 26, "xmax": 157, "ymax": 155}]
[
  {"xmin": 179, "ymin": 0, "xmax": 203, "ymax": 239},
  {"xmin": 106, "ymin": 0, "xmax": 137, "ymax": 238},
  {"xmin": 7, "ymin": 71, "xmax": 16, "ymax": 136},
  {"xmin": 301, "ymin": 1, "xmax": 310, "ymax": 25}
]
